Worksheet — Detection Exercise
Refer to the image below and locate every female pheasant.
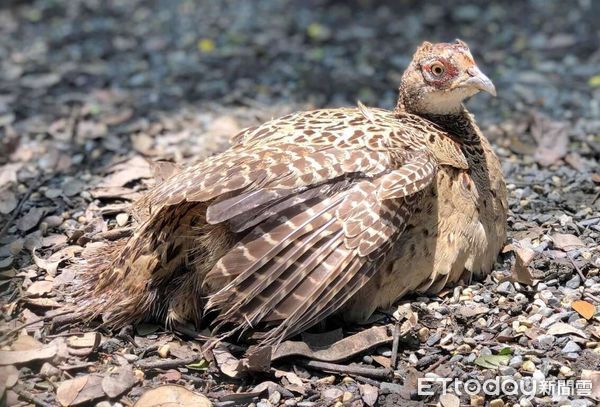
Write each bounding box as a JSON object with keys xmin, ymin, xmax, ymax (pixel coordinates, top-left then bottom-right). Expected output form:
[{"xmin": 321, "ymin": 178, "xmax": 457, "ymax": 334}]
[{"xmin": 76, "ymin": 40, "xmax": 507, "ymax": 345}]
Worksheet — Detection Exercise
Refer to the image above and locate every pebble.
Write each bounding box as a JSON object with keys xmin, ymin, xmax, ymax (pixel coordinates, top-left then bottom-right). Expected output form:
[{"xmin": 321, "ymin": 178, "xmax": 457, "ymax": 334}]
[
  {"xmin": 535, "ymin": 334, "xmax": 555, "ymax": 349},
  {"xmin": 417, "ymin": 327, "xmax": 430, "ymax": 342},
  {"xmin": 532, "ymin": 369, "xmax": 545, "ymax": 382},
  {"xmin": 116, "ymin": 213, "xmax": 129, "ymax": 226},
  {"xmin": 284, "ymin": 400, "xmax": 297, "ymax": 406},
  {"xmin": 521, "ymin": 360, "xmax": 536, "ymax": 372},
  {"xmin": 470, "ymin": 395, "xmax": 485, "ymax": 406},
  {"xmin": 565, "ymin": 274, "xmax": 581, "ymax": 288},
  {"xmin": 269, "ymin": 391, "xmax": 281, "ymax": 405},
  {"xmin": 496, "ymin": 281, "xmax": 515, "ymax": 294},
  {"xmin": 559, "ymin": 365, "xmax": 573, "ymax": 376},
  {"xmin": 489, "ymin": 400, "xmax": 504, "ymax": 407},
  {"xmin": 561, "ymin": 341, "xmax": 581, "ymax": 353}
]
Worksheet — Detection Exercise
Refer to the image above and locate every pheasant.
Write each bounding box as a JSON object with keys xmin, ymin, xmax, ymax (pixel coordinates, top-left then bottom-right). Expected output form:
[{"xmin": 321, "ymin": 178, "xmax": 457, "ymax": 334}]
[{"xmin": 75, "ymin": 40, "xmax": 507, "ymax": 346}]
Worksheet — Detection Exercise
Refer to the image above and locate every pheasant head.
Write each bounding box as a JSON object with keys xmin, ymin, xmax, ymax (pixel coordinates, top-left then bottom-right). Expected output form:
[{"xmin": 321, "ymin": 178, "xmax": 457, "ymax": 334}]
[{"xmin": 397, "ymin": 39, "xmax": 496, "ymax": 115}]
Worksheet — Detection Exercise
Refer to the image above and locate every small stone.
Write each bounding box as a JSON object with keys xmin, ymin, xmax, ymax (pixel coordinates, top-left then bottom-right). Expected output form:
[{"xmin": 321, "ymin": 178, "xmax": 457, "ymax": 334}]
[
  {"xmin": 417, "ymin": 327, "xmax": 430, "ymax": 342},
  {"xmin": 499, "ymin": 366, "xmax": 517, "ymax": 376},
  {"xmin": 116, "ymin": 213, "xmax": 129, "ymax": 227},
  {"xmin": 470, "ymin": 394, "xmax": 485, "ymax": 406},
  {"xmin": 532, "ymin": 369, "xmax": 545, "ymax": 382},
  {"xmin": 362, "ymin": 355, "xmax": 373, "ymax": 364},
  {"xmin": 565, "ymin": 274, "xmax": 581, "ymax": 289},
  {"xmin": 521, "ymin": 360, "xmax": 536, "ymax": 372},
  {"xmin": 440, "ymin": 393, "xmax": 460, "ymax": 407},
  {"xmin": 158, "ymin": 344, "xmax": 170, "ymax": 358},
  {"xmin": 342, "ymin": 391, "xmax": 353, "ymax": 402},
  {"xmin": 519, "ymin": 398, "xmax": 533, "ymax": 407},
  {"xmin": 562, "ymin": 341, "xmax": 581, "ymax": 353},
  {"xmin": 40, "ymin": 363, "xmax": 61, "ymax": 378},
  {"xmin": 268, "ymin": 391, "xmax": 281, "ymax": 405},
  {"xmin": 535, "ymin": 334, "xmax": 555, "ymax": 349},
  {"xmin": 284, "ymin": 400, "xmax": 297, "ymax": 407},
  {"xmin": 496, "ymin": 281, "xmax": 515, "ymax": 294},
  {"xmin": 456, "ymin": 344, "xmax": 472, "ymax": 354},
  {"xmin": 489, "ymin": 399, "xmax": 504, "ymax": 407},
  {"xmin": 559, "ymin": 365, "xmax": 573, "ymax": 376}
]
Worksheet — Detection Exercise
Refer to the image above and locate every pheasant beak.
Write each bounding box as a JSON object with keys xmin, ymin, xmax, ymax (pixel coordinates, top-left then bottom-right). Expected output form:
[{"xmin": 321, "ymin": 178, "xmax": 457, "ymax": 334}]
[{"xmin": 463, "ymin": 66, "xmax": 497, "ymax": 96}]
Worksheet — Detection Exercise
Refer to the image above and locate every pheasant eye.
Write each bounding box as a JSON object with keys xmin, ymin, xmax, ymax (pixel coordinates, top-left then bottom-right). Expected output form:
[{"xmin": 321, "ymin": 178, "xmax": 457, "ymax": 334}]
[{"xmin": 430, "ymin": 62, "xmax": 445, "ymax": 77}]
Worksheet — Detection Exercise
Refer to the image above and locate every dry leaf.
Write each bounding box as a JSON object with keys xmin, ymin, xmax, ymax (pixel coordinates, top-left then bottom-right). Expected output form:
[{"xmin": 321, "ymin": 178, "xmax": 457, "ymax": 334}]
[
  {"xmin": 440, "ymin": 393, "xmax": 461, "ymax": 407},
  {"xmin": 272, "ymin": 325, "xmax": 391, "ymax": 362},
  {"xmin": 0, "ymin": 343, "xmax": 57, "ymax": 365},
  {"xmin": 581, "ymin": 370, "xmax": 600, "ymax": 400},
  {"xmin": 26, "ymin": 280, "xmax": 54, "ymax": 296},
  {"xmin": 372, "ymin": 355, "xmax": 391, "ymax": 369},
  {"xmin": 101, "ymin": 366, "xmax": 138, "ymax": 398},
  {"xmin": 133, "ymin": 385, "xmax": 212, "ymax": 407},
  {"xmin": 212, "ymin": 345, "xmax": 243, "ymax": 378},
  {"xmin": 530, "ymin": 114, "xmax": 569, "ymax": 166},
  {"xmin": 359, "ymin": 383, "xmax": 378, "ymax": 407},
  {"xmin": 100, "ymin": 156, "xmax": 152, "ymax": 187},
  {"xmin": 0, "ymin": 187, "xmax": 17, "ymax": 214},
  {"xmin": 511, "ymin": 241, "xmax": 536, "ymax": 285},
  {"xmin": 571, "ymin": 300, "xmax": 596, "ymax": 320},
  {"xmin": 546, "ymin": 322, "xmax": 588, "ymax": 338},
  {"xmin": 56, "ymin": 375, "xmax": 104, "ymax": 406},
  {"xmin": 10, "ymin": 334, "xmax": 43, "ymax": 351},
  {"xmin": 0, "ymin": 366, "xmax": 19, "ymax": 389},
  {"xmin": 17, "ymin": 207, "xmax": 49, "ymax": 232},
  {"xmin": 0, "ymin": 163, "xmax": 22, "ymax": 188},
  {"xmin": 67, "ymin": 332, "xmax": 100, "ymax": 349},
  {"xmin": 551, "ymin": 233, "xmax": 586, "ymax": 251},
  {"xmin": 32, "ymin": 251, "xmax": 61, "ymax": 276}
]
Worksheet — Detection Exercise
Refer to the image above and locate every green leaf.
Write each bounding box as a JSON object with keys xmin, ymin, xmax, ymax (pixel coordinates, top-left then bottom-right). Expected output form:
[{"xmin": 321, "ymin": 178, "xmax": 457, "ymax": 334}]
[
  {"xmin": 498, "ymin": 347, "xmax": 513, "ymax": 356},
  {"xmin": 474, "ymin": 354, "xmax": 511, "ymax": 369},
  {"xmin": 187, "ymin": 359, "xmax": 210, "ymax": 371}
]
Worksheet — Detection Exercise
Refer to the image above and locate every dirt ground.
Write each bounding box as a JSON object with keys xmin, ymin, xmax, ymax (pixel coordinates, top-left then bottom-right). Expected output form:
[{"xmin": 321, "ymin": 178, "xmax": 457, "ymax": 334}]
[{"xmin": 0, "ymin": 1, "xmax": 599, "ymax": 406}]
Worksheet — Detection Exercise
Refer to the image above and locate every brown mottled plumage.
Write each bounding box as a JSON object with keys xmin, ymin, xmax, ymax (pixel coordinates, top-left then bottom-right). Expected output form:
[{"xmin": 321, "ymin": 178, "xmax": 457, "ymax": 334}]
[{"xmin": 75, "ymin": 40, "xmax": 507, "ymax": 346}]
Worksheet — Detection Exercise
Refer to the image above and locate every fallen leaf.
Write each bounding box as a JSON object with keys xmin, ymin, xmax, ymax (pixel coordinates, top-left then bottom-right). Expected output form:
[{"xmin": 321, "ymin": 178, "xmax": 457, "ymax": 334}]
[
  {"xmin": 474, "ymin": 354, "xmax": 510, "ymax": 369},
  {"xmin": 159, "ymin": 369, "xmax": 182, "ymax": 382},
  {"xmin": 134, "ymin": 385, "xmax": 212, "ymax": 407},
  {"xmin": 551, "ymin": 233, "xmax": 586, "ymax": 251},
  {"xmin": 67, "ymin": 332, "xmax": 100, "ymax": 349},
  {"xmin": 32, "ymin": 251, "xmax": 61, "ymax": 276},
  {"xmin": 581, "ymin": 370, "xmax": 600, "ymax": 400},
  {"xmin": 56, "ymin": 375, "xmax": 104, "ymax": 406},
  {"xmin": 0, "ymin": 343, "xmax": 57, "ymax": 365},
  {"xmin": 213, "ymin": 345, "xmax": 243, "ymax": 378},
  {"xmin": 101, "ymin": 366, "xmax": 138, "ymax": 398},
  {"xmin": 149, "ymin": 160, "xmax": 181, "ymax": 182},
  {"xmin": 0, "ymin": 163, "xmax": 22, "ymax": 188},
  {"xmin": 530, "ymin": 114, "xmax": 569, "ymax": 166},
  {"xmin": 101, "ymin": 156, "xmax": 152, "ymax": 187},
  {"xmin": 10, "ymin": 334, "xmax": 43, "ymax": 351},
  {"xmin": 26, "ymin": 280, "xmax": 54, "ymax": 296},
  {"xmin": 272, "ymin": 325, "xmax": 391, "ymax": 362},
  {"xmin": 0, "ymin": 187, "xmax": 17, "ymax": 214},
  {"xmin": 0, "ymin": 365, "xmax": 19, "ymax": 388},
  {"xmin": 17, "ymin": 207, "xmax": 49, "ymax": 232},
  {"xmin": 372, "ymin": 355, "xmax": 391, "ymax": 369},
  {"xmin": 359, "ymin": 383, "xmax": 378, "ymax": 407},
  {"xmin": 440, "ymin": 393, "xmax": 461, "ymax": 407},
  {"xmin": 511, "ymin": 241, "xmax": 536, "ymax": 285},
  {"xmin": 547, "ymin": 322, "xmax": 588, "ymax": 338},
  {"xmin": 571, "ymin": 300, "xmax": 596, "ymax": 320}
]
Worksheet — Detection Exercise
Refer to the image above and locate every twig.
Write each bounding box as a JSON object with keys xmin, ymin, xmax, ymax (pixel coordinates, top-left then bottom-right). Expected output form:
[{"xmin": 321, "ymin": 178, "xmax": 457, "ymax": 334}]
[
  {"xmin": 354, "ymin": 375, "xmax": 381, "ymax": 387},
  {"xmin": 0, "ymin": 310, "xmax": 71, "ymax": 342},
  {"xmin": 390, "ymin": 322, "xmax": 400, "ymax": 370},
  {"xmin": 298, "ymin": 359, "xmax": 392, "ymax": 380},
  {"xmin": 92, "ymin": 227, "xmax": 134, "ymax": 241},
  {"xmin": 135, "ymin": 356, "xmax": 198, "ymax": 370},
  {"xmin": 0, "ymin": 174, "xmax": 42, "ymax": 241},
  {"xmin": 423, "ymin": 354, "xmax": 450, "ymax": 373},
  {"xmin": 14, "ymin": 387, "xmax": 53, "ymax": 407},
  {"xmin": 567, "ymin": 253, "xmax": 586, "ymax": 282}
]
